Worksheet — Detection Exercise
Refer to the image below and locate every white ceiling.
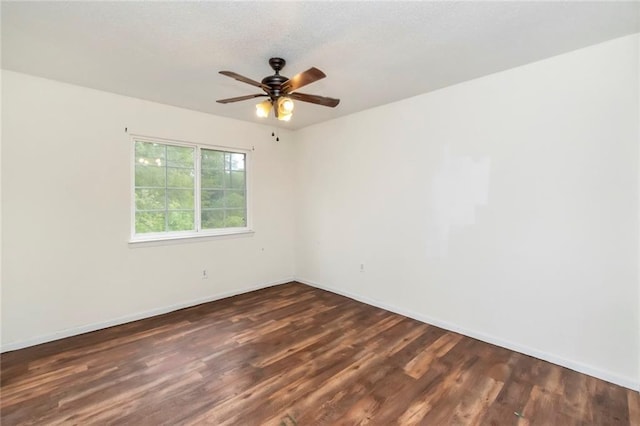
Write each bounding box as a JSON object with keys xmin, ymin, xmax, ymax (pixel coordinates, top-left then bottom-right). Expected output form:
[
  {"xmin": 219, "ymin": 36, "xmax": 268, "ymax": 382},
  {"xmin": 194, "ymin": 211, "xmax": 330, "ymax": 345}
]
[{"xmin": 2, "ymin": 1, "xmax": 639, "ymax": 130}]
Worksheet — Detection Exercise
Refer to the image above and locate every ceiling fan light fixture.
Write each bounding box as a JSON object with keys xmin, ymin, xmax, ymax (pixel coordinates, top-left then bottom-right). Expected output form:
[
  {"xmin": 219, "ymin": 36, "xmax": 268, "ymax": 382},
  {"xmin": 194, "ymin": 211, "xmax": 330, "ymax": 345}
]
[
  {"xmin": 277, "ymin": 111, "xmax": 292, "ymax": 121},
  {"xmin": 276, "ymin": 97, "xmax": 294, "ymax": 121},
  {"xmin": 255, "ymin": 100, "xmax": 272, "ymax": 118},
  {"xmin": 279, "ymin": 97, "xmax": 294, "ymax": 113}
]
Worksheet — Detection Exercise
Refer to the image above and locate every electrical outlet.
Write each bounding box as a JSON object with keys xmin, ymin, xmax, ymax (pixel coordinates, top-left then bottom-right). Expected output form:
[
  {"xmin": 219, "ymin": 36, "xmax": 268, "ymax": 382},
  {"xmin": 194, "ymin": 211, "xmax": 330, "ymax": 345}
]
[
  {"xmin": 202, "ymin": 269, "xmax": 208, "ymax": 280},
  {"xmin": 360, "ymin": 263, "xmax": 365, "ymax": 272}
]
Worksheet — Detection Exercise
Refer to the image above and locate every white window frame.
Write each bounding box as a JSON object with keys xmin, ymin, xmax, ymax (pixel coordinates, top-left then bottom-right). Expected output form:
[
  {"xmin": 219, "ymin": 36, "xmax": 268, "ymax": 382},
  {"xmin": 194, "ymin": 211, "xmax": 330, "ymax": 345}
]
[{"xmin": 129, "ymin": 134, "xmax": 253, "ymax": 243}]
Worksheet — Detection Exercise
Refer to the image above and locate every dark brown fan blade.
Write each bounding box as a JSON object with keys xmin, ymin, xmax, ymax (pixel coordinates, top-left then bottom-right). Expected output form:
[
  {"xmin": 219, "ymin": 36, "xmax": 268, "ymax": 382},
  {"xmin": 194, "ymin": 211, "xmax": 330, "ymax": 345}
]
[
  {"xmin": 219, "ymin": 71, "xmax": 268, "ymax": 90},
  {"xmin": 282, "ymin": 67, "xmax": 326, "ymax": 92},
  {"xmin": 289, "ymin": 92, "xmax": 340, "ymax": 108},
  {"xmin": 216, "ymin": 94, "xmax": 268, "ymax": 104}
]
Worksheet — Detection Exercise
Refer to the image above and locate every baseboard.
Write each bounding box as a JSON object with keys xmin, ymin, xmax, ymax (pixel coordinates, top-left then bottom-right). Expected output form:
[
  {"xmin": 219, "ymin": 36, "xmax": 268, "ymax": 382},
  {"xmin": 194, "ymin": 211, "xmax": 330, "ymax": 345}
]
[
  {"xmin": 0, "ymin": 277, "xmax": 294, "ymax": 353},
  {"xmin": 296, "ymin": 277, "xmax": 640, "ymax": 391}
]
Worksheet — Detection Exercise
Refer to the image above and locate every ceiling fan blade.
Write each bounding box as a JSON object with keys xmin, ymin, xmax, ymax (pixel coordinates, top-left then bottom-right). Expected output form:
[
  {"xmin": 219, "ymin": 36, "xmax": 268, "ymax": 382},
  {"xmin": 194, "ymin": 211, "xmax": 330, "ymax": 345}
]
[
  {"xmin": 289, "ymin": 92, "xmax": 340, "ymax": 108},
  {"xmin": 216, "ymin": 94, "xmax": 268, "ymax": 104},
  {"xmin": 219, "ymin": 71, "xmax": 268, "ymax": 90},
  {"xmin": 282, "ymin": 67, "xmax": 326, "ymax": 92}
]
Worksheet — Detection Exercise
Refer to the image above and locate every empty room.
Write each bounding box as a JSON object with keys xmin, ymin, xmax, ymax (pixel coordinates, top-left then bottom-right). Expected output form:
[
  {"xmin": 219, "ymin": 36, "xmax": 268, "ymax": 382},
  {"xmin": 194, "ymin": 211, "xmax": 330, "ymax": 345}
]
[{"xmin": 1, "ymin": 1, "xmax": 639, "ymax": 424}]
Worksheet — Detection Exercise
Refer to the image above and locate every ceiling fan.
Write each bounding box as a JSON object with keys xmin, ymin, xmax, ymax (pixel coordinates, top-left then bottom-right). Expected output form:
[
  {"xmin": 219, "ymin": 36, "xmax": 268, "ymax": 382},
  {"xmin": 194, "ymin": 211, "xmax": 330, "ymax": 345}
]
[{"xmin": 216, "ymin": 58, "xmax": 340, "ymax": 121}]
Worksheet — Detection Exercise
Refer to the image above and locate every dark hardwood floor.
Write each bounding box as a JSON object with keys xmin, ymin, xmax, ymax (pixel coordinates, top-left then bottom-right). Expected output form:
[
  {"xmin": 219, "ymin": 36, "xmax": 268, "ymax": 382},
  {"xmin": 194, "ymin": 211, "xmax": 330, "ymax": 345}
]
[{"xmin": 1, "ymin": 282, "xmax": 638, "ymax": 425}]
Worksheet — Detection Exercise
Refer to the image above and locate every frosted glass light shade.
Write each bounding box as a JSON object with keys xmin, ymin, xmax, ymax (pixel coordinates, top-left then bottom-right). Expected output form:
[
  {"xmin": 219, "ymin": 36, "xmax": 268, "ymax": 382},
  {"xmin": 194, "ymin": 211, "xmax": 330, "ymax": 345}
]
[
  {"xmin": 256, "ymin": 100, "xmax": 272, "ymax": 118},
  {"xmin": 280, "ymin": 98, "xmax": 294, "ymax": 112}
]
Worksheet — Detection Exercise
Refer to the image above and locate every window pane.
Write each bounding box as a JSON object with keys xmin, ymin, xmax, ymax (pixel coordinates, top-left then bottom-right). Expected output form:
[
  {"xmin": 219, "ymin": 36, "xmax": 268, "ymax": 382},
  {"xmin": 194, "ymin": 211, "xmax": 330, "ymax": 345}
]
[
  {"xmin": 136, "ymin": 211, "xmax": 166, "ymax": 233},
  {"xmin": 225, "ymin": 209, "xmax": 246, "ymax": 227},
  {"xmin": 166, "ymin": 145, "xmax": 193, "ymax": 168},
  {"xmin": 136, "ymin": 188, "xmax": 165, "ymax": 210},
  {"xmin": 230, "ymin": 153, "xmax": 245, "ymax": 171},
  {"xmin": 200, "ymin": 148, "xmax": 246, "ymax": 231},
  {"xmin": 227, "ymin": 171, "xmax": 245, "ymax": 189},
  {"xmin": 201, "ymin": 169, "xmax": 224, "ymax": 189},
  {"xmin": 202, "ymin": 209, "xmax": 225, "ymax": 229},
  {"xmin": 202, "ymin": 150, "xmax": 224, "ymax": 170},
  {"xmin": 167, "ymin": 189, "xmax": 194, "ymax": 210},
  {"xmin": 201, "ymin": 190, "xmax": 224, "ymax": 208},
  {"xmin": 135, "ymin": 142, "xmax": 166, "ymax": 165},
  {"xmin": 167, "ymin": 167, "xmax": 194, "ymax": 188},
  {"xmin": 134, "ymin": 141, "xmax": 196, "ymax": 236},
  {"xmin": 135, "ymin": 165, "xmax": 166, "ymax": 187},
  {"xmin": 168, "ymin": 211, "xmax": 194, "ymax": 232},
  {"xmin": 226, "ymin": 190, "xmax": 245, "ymax": 208}
]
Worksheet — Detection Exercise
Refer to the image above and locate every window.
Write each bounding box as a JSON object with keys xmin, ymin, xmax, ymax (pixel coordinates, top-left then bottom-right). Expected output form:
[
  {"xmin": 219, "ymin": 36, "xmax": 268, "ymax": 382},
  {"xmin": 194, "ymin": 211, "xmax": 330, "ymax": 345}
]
[{"xmin": 131, "ymin": 136, "xmax": 250, "ymax": 241}]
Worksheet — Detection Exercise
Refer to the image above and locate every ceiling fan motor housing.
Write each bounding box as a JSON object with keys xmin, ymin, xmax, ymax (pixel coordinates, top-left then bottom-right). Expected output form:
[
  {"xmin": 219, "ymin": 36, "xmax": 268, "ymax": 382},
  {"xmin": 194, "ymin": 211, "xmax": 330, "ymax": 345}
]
[{"xmin": 262, "ymin": 58, "xmax": 288, "ymax": 99}]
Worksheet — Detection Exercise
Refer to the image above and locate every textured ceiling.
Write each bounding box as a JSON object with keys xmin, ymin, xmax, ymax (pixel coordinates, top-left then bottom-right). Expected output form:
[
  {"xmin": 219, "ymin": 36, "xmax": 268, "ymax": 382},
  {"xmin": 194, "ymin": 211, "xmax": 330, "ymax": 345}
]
[{"xmin": 2, "ymin": 1, "xmax": 639, "ymax": 130}]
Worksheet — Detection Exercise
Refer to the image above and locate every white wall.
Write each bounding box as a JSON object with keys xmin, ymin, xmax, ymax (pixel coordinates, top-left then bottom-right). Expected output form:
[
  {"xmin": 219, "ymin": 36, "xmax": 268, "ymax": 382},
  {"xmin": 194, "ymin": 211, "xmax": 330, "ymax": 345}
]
[
  {"xmin": 1, "ymin": 71, "xmax": 296, "ymax": 350},
  {"xmin": 294, "ymin": 34, "xmax": 640, "ymax": 389}
]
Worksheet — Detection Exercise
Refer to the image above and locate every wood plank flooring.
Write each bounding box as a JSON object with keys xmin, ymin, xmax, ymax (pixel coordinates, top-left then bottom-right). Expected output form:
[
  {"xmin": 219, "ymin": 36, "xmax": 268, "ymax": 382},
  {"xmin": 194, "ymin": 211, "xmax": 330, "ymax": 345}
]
[{"xmin": 1, "ymin": 282, "xmax": 638, "ymax": 425}]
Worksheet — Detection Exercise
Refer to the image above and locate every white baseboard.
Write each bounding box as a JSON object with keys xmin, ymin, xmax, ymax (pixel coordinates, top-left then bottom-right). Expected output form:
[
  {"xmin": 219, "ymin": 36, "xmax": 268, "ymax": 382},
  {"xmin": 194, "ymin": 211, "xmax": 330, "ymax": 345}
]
[
  {"xmin": 295, "ymin": 277, "xmax": 640, "ymax": 391},
  {"xmin": 0, "ymin": 277, "xmax": 294, "ymax": 353}
]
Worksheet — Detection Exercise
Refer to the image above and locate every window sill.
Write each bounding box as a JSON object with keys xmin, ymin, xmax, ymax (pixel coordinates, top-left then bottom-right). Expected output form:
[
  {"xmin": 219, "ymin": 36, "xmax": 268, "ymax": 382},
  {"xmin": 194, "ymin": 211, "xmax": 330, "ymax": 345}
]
[{"xmin": 128, "ymin": 229, "xmax": 255, "ymax": 247}]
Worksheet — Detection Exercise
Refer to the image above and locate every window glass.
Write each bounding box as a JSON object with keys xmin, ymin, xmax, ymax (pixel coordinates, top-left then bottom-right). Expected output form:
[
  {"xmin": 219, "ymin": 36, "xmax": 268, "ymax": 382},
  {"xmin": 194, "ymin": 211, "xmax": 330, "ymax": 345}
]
[{"xmin": 133, "ymin": 139, "xmax": 249, "ymax": 240}]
